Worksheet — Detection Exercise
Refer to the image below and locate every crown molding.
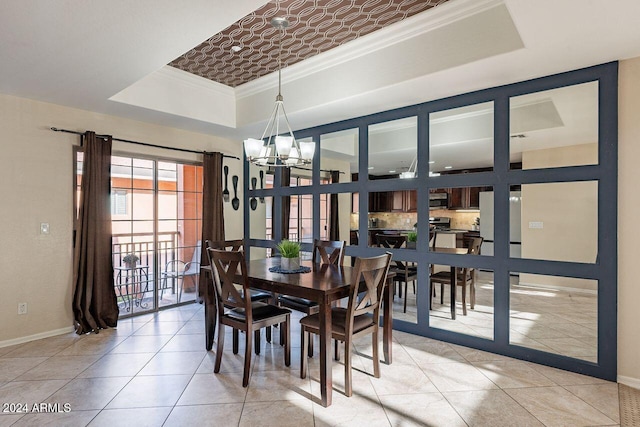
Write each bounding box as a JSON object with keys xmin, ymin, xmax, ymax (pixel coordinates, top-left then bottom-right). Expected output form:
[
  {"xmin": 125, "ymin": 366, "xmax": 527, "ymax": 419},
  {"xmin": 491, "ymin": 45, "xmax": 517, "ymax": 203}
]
[
  {"xmin": 156, "ymin": 65, "xmax": 235, "ymax": 98},
  {"xmin": 235, "ymin": 0, "xmax": 506, "ymax": 99}
]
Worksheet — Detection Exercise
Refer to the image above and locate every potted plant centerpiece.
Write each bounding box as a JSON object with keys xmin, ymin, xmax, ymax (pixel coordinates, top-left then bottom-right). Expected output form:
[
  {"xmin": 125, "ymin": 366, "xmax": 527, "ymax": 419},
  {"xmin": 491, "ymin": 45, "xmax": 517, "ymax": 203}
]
[
  {"xmin": 277, "ymin": 239, "xmax": 301, "ymax": 271},
  {"xmin": 406, "ymin": 231, "xmax": 417, "ymax": 249},
  {"xmin": 122, "ymin": 253, "xmax": 139, "ymax": 269}
]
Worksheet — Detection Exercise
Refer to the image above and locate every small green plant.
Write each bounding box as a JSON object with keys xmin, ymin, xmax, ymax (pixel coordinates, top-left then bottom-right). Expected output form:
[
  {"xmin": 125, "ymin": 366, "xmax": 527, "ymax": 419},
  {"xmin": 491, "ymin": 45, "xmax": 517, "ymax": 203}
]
[
  {"xmin": 122, "ymin": 253, "xmax": 139, "ymax": 264},
  {"xmin": 407, "ymin": 231, "xmax": 417, "ymax": 242},
  {"xmin": 276, "ymin": 239, "xmax": 300, "ymax": 258}
]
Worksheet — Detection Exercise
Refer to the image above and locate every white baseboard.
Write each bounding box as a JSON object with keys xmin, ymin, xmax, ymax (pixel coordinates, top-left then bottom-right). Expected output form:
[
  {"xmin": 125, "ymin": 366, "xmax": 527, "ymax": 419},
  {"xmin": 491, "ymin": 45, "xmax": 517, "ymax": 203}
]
[
  {"xmin": 618, "ymin": 375, "xmax": 640, "ymax": 390},
  {"xmin": 517, "ymin": 281, "xmax": 598, "ymax": 295},
  {"xmin": 0, "ymin": 326, "xmax": 75, "ymax": 349}
]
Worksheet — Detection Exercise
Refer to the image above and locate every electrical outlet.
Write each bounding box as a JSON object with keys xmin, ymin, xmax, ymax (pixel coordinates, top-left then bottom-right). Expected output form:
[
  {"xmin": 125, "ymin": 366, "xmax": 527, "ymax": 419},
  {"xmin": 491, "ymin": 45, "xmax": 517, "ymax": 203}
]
[
  {"xmin": 18, "ymin": 302, "xmax": 28, "ymax": 315},
  {"xmin": 40, "ymin": 222, "xmax": 50, "ymax": 234}
]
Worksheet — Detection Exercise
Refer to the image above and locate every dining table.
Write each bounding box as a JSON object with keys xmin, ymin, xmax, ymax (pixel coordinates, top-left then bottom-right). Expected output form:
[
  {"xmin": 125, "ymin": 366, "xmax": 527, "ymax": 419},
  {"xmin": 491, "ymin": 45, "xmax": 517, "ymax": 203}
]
[
  {"xmin": 202, "ymin": 257, "xmax": 395, "ymax": 407},
  {"xmin": 432, "ymin": 246, "xmax": 470, "ymax": 320}
]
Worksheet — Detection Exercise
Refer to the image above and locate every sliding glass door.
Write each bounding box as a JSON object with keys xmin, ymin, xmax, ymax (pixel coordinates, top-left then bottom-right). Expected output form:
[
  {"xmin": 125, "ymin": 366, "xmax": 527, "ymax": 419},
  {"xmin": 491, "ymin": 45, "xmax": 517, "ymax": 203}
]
[{"xmin": 76, "ymin": 152, "xmax": 203, "ymax": 317}]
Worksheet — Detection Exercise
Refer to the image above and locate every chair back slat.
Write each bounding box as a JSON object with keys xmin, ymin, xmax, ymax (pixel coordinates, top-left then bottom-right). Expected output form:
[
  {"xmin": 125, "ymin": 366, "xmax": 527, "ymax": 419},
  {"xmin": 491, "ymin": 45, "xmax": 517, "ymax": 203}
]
[
  {"xmin": 348, "ymin": 253, "xmax": 392, "ymax": 320},
  {"xmin": 206, "ymin": 247, "xmax": 249, "ymax": 312},
  {"xmin": 376, "ymin": 234, "xmax": 408, "ymax": 269},
  {"xmin": 468, "ymin": 237, "xmax": 483, "ymax": 255},
  {"xmin": 207, "ymin": 239, "xmax": 244, "ymax": 251},
  {"xmin": 312, "ymin": 239, "xmax": 345, "ymax": 265}
]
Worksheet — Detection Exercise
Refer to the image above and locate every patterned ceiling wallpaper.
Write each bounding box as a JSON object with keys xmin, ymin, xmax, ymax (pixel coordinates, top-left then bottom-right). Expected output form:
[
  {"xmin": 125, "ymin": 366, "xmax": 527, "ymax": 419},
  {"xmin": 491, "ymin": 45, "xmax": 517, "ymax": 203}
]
[{"xmin": 169, "ymin": 0, "xmax": 449, "ymax": 88}]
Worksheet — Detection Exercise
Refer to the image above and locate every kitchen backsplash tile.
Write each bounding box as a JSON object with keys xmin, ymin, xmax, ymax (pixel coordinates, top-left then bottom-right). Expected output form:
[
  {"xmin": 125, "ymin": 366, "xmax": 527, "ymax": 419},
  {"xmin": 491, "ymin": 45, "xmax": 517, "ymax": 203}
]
[{"xmin": 351, "ymin": 210, "xmax": 480, "ymax": 231}]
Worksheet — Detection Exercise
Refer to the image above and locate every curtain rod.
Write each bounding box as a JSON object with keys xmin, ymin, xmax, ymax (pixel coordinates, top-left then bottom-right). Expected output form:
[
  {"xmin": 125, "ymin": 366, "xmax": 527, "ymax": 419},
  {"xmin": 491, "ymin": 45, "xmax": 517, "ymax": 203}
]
[{"xmin": 50, "ymin": 127, "xmax": 240, "ymax": 160}]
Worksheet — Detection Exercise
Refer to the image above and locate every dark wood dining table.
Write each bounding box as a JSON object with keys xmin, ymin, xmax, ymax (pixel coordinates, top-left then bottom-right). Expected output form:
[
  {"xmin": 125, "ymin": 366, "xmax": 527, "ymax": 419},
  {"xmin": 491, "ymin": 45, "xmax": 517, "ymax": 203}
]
[
  {"xmin": 432, "ymin": 247, "xmax": 469, "ymax": 320},
  {"xmin": 202, "ymin": 257, "xmax": 394, "ymax": 407}
]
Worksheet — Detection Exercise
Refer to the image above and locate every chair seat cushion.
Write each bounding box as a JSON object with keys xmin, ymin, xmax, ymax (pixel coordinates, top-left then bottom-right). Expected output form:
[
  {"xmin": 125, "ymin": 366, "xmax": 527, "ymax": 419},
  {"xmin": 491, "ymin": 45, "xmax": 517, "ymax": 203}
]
[
  {"xmin": 430, "ymin": 270, "xmax": 471, "ymax": 284},
  {"xmin": 248, "ymin": 289, "xmax": 272, "ymax": 301},
  {"xmin": 300, "ymin": 308, "xmax": 374, "ymax": 336},
  {"xmin": 225, "ymin": 302, "xmax": 291, "ymax": 322},
  {"xmin": 278, "ymin": 295, "xmax": 318, "ymax": 308}
]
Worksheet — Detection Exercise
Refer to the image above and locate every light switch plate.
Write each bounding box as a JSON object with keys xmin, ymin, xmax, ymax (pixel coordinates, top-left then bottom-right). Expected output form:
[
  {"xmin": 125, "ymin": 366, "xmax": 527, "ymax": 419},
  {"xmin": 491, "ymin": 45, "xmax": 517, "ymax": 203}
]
[
  {"xmin": 529, "ymin": 221, "xmax": 543, "ymax": 229},
  {"xmin": 40, "ymin": 222, "xmax": 50, "ymax": 234}
]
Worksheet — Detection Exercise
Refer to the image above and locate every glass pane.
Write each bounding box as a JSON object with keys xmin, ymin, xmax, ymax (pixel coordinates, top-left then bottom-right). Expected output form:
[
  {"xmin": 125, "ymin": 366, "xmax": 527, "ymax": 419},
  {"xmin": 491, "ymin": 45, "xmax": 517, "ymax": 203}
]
[
  {"xmin": 368, "ymin": 117, "xmax": 417, "ymax": 180},
  {"xmin": 427, "ymin": 187, "xmax": 487, "ymax": 255},
  {"xmin": 321, "ymin": 128, "xmax": 359, "ymax": 182},
  {"xmin": 132, "ymin": 166, "xmax": 154, "ymax": 190},
  {"xmin": 510, "ymin": 81, "xmax": 598, "ymax": 170},
  {"xmin": 367, "ymin": 192, "xmax": 416, "ymax": 248},
  {"xmin": 131, "ymin": 190, "xmax": 154, "ymax": 221},
  {"xmin": 430, "ymin": 102, "xmax": 494, "ymax": 174},
  {"xmin": 510, "ymin": 272, "xmax": 597, "ymax": 362},
  {"xmin": 517, "ymin": 181, "xmax": 598, "ymax": 263},
  {"xmin": 250, "ymin": 195, "xmax": 272, "ymax": 241},
  {"xmin": 179, "ymin": 191, "xmax": 199, "ymax": 220},
  {"xmin": 391, "ymin": 261, "xmax": 421, "ymax": 325},
  {"xmin": 158, "ymin": 191, "xmax": 177, "ymax": 220},
  {"xmin": 430, "ymin": 267, "xmax": 494, "ymax": 340}
]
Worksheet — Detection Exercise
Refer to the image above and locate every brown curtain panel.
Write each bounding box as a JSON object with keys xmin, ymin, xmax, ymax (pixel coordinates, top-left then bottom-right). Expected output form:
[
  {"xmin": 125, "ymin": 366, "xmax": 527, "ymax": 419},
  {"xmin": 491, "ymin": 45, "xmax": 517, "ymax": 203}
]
[
  {"xmin": 72, "ymin": 131, "xmax": 119, "ymax": 334},
  {"xmin": 281, "ymin": 167, "xmax": 291, "ymax": 240},
  {"xmin": 329, "ymin": 170, "xmax": 340, "ymax": 241},
  {"xmin": 201, "ymin": 152, "xmax": 225, "ymax": 349}
]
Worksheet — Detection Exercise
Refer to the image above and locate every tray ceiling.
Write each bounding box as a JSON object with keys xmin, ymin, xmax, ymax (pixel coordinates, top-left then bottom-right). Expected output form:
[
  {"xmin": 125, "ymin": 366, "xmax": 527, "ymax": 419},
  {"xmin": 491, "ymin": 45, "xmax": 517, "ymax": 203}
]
[{"xmin": 169, "ymin": 0, "xmax": 449, "ymax": 87}]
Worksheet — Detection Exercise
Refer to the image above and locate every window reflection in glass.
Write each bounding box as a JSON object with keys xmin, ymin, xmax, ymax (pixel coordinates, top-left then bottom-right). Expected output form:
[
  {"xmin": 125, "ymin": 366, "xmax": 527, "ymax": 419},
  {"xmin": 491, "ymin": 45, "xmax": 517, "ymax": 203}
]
[
  {"xmin": 368, "ymin": 117, "xmax": 417, "ymax": 180},
  {"xmin": 510, "ymin": 272, "xmax": 597, "ymax": 362},
  {"xmin": 510, "ymin": 81, "xmax": 598, "ymax": 170}
]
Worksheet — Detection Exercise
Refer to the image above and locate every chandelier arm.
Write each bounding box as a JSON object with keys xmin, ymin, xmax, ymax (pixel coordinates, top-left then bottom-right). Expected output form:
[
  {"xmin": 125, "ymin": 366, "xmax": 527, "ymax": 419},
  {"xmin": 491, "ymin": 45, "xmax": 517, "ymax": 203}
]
[{"xmin": 260, "ymin": 101, "xmax": 281, "ymax": 141}]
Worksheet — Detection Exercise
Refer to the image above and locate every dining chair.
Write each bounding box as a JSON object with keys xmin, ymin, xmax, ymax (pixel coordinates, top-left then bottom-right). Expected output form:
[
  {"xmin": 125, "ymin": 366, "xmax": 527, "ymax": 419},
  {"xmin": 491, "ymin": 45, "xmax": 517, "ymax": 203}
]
[
  {"xmin": 207, "ymin": 247, "xmax": 291, "ymax": 387},
  {"xmin": 299, "ymin": 252, "xmax": 392, "ymax": 397},
  {"xmin": 205, "ymin": 239, "xmax": 274, "ymax": 347},
  {"xmin": 376, "ymin": 234, "xmax": 417, "ymax": 313},
  {"xmin": 278, "ymin": 239, "xmax": 346, "ymax": 357},
  {"xmin": 429, "ymin": 236, "xmax": 483, "ymax": 316},
  {"xmin": 159, "ymin": 259, "xmax": 188, "ymax": 303}
]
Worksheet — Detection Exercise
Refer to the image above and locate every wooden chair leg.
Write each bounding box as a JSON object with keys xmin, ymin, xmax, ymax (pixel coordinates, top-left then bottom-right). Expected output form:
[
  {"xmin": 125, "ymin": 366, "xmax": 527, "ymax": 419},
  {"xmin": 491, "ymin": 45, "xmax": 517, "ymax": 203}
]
[
  {"xmin": 214, "ymin": 323, "xmax": 225, "ymax": 373},
  {"xmin": 344, "ymin": 340, "xmax": 352, "ymax": 397},
  {"xmin": 300, "ymin": 327, "xmax": 308, "ymax": 379},
  {"xmin": 284, "ymin": 315, "xmax": 291, "ymax": 367},
  {"xmin": 440, "ymin": 283, "xmax": 444, "ymax": 304},
  {"xmin": 308, "ymin": 332, "xmax": 314, "ymax": 358},
  {"xmin": 461, "ymin": 285, "xmax": 467, "ymax": 316},
  {"xmin": 280, "ymin": 322, "xmax": 285, "ymax": 346},
  {"xmin": 243, "ymin": 327, "xmax": 253, "ymax": 387},
  {"xmin": 372, "ymin": 326, "xmax": 380, "ymax": 378},
  {"xmin": 232, "ymin": 329, "xmax": 239, "ymax": 354},
  {"xmin": 403, "ymin": 281, "xmax": 408, "ymax": 313},
  {"xmin": 334, "ymin": 339, "xmax": 340, "ymax": 361},
  {"xmin": 266, "ymin": 325, "xmax": 271, "ymax": 343},
  {"xmin": 254, "ymin": 329, "xmax": 261, "ymax": 355}
]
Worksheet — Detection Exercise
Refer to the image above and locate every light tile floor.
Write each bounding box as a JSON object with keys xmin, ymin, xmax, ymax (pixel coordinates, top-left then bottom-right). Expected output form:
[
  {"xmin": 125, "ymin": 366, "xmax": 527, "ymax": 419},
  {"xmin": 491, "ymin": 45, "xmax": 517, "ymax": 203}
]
[{"xmin": 0, "ymin": 303, "xmax": 620, "ymax": 426}]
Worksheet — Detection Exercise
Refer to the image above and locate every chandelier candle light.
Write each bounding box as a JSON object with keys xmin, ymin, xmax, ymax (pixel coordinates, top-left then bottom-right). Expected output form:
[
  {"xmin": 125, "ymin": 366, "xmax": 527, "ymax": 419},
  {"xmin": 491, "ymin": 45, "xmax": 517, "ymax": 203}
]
[{"xmin": 244, "ymin": 17, "xmax": 315, "ymax": 167}]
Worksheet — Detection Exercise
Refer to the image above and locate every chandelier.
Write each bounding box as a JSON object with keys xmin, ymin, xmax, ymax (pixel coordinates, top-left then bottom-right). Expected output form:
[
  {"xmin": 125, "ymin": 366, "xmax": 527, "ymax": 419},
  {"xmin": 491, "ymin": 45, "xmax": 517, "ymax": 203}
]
[
  {"xmin": 244, "ymin": 17, "xmax": 315, "ymax": 168},
  {"xmin": 399, "ymin": 156, "xmax": 417, "ymax": 179}
]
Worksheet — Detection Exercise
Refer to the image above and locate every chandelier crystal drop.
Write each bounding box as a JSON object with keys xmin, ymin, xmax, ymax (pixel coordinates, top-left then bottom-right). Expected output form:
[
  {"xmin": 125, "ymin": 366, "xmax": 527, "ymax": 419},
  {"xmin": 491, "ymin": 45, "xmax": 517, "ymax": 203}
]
[{"xmin": 244, "ymin": 17, "xmax": 315, "ymax": 168}]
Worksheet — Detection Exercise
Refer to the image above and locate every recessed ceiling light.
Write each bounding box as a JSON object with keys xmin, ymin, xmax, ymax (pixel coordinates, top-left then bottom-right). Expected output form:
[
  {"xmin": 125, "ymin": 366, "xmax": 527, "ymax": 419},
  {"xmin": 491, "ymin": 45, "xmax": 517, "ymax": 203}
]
[
  {"xmin": 368, "ymin": 166, "xmax": 374, "ymax": 170},
  {"xmin": 428, "ymin": 161, "xmax": 435, "ymax": 164},
  {"xmin": 444, "ymin": 166, "xmax": 453, "ymax": 169},
  {"xmin": 231, "ymin": 45, "xmax": 242, "ymax": 52},
  {"xmin": 389, "ymin": 170, "xmax": 396, "ymax": 173}
]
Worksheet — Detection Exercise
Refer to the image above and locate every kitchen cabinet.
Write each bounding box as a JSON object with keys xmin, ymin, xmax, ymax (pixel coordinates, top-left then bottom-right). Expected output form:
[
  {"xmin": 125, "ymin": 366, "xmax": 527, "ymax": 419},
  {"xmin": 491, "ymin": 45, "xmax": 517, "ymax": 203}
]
[
  {"xmin": 447, "ymin": 186, "xmax": 488, "ymax": 209},
  {"xmin": 368, "ymin": 191, "xmax": 393, "ymax": 212},
  {"xmin": 391, "ymin": 190, "xmax": 417, "ymax": 212}
]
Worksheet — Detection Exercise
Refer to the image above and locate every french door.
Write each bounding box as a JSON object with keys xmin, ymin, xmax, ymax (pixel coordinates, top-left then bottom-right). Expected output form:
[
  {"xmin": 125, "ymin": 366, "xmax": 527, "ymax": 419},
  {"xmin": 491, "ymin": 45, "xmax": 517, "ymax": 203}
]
[{"xmin": 76, "ymin": 151, "xmax": 203, "ymax": 316}]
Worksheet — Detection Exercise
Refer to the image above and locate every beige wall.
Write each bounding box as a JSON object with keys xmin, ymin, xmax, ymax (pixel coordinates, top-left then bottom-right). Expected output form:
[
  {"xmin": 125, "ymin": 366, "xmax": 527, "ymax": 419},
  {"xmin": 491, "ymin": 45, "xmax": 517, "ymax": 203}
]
[
  {"xmin": 0, "ymin": 93, "xmax": 242, "ymax": 344},
  {"xmin": 618, "ymin": 57, "xmax": 640, "ymax": 386},
  {"xmin": 519, "ymin": 143, "xmax": 598, "ymax": 291}
]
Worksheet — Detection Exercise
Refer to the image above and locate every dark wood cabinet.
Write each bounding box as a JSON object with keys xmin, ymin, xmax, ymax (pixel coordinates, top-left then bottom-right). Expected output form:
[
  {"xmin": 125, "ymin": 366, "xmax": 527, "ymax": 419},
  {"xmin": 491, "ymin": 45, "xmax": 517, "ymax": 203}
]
[
  {"xmin": 368, "ymin": 191, "xmax": 393, "ymax": 212},
  {"xmin": 447, "ymin": 186, "xmax": 488, "ymax": 209},
  {"xmin": 391, "ymin": 190, "xmax": 417, "ymax": 212}
]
